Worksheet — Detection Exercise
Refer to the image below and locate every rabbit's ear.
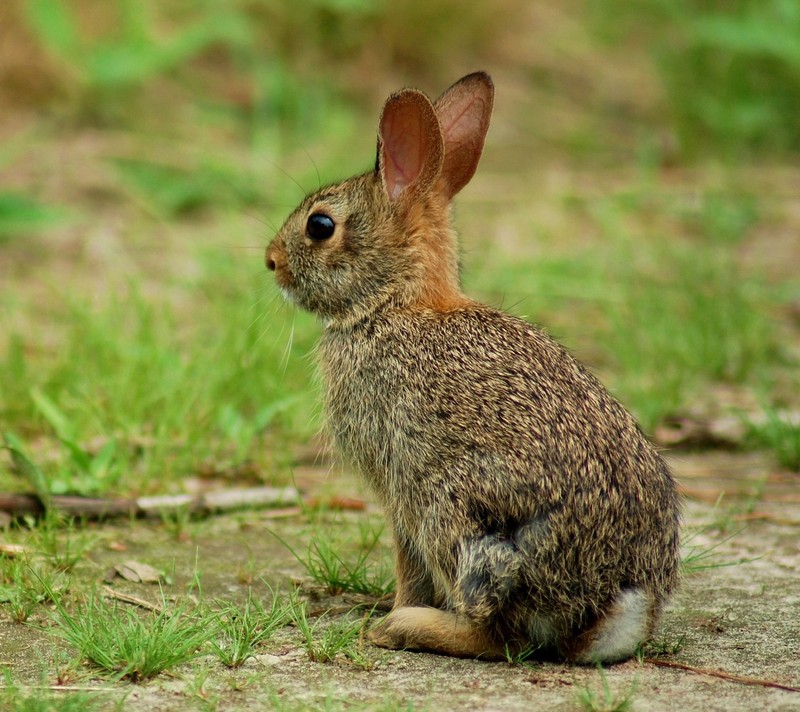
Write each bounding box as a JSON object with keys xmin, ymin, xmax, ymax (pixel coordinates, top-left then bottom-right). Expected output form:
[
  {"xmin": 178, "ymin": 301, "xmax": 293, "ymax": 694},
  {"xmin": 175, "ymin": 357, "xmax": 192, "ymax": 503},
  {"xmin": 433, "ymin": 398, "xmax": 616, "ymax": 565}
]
[
  {"xmin": 378, "ymin": 89, "xmax": 444, "ymax": 203},
  {"xmin": 433, "ymin": 72, "xmax": 494, "ymax": 199}
]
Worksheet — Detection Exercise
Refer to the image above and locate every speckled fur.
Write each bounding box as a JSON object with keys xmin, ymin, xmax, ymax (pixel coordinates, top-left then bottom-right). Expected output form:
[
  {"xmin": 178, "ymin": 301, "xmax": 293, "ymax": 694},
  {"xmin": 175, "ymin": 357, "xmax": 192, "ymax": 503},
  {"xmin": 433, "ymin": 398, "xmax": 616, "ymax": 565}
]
[{"xmin": 266, "ymin": 72, "xmax": 681, "ymax": 663}]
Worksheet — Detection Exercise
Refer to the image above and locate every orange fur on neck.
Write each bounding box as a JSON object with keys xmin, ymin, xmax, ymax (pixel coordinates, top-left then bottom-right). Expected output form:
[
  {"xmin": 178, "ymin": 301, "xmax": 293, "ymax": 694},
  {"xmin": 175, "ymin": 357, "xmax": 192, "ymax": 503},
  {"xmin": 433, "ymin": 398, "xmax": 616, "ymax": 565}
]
[{"xmin": 402, "ymin": 197, "xmax": 470, "ymax": 312}]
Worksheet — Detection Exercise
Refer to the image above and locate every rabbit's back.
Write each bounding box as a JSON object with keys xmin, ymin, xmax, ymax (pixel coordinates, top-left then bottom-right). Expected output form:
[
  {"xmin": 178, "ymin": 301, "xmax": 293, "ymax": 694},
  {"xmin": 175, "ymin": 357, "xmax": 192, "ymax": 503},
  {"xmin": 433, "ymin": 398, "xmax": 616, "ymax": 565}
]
[{"xmin": 320, "ymin": 303, "xmax": 680, "ymax": 638}]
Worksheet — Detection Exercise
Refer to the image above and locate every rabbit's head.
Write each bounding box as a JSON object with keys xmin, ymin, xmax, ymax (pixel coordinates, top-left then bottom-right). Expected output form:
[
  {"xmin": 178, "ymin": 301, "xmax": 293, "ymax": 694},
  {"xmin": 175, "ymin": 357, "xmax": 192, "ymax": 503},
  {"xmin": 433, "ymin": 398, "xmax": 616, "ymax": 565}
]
[{"xmin": 266, "ymin": 72, "xmax": 494, "ymax": 325}]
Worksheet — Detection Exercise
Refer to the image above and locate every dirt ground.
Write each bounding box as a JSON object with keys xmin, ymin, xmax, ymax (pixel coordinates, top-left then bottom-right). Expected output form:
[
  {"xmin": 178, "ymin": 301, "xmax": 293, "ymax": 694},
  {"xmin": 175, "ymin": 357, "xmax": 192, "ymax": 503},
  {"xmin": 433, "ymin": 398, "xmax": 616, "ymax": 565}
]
[{"xmin": 2, "ymin": 451, "xmax": 798, "ymax": 711}]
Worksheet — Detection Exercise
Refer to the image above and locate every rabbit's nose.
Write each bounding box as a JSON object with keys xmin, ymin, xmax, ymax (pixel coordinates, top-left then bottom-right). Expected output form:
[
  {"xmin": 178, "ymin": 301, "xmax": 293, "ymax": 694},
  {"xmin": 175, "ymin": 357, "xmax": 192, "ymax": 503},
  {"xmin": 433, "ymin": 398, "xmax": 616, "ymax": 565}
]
[{"xmin": 265, "ymin": 244, "xmax": 279, "ymax": 271}]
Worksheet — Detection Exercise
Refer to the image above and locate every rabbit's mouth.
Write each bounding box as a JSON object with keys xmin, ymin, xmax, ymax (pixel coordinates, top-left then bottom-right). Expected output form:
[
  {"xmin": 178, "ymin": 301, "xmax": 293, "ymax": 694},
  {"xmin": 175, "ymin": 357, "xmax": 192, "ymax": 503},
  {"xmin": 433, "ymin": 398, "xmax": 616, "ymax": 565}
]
[{"xmin": 273, "ymin": 273, "xmax": 298, "ymax": 306}]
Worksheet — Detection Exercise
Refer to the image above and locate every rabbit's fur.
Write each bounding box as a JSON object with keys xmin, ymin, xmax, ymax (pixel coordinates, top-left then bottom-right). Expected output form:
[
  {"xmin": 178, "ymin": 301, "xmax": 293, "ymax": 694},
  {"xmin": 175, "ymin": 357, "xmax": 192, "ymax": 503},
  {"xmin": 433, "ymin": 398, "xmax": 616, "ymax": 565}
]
[{"xmin": 266, "ymin": 72, "xmax": 680, "ymax": 663}]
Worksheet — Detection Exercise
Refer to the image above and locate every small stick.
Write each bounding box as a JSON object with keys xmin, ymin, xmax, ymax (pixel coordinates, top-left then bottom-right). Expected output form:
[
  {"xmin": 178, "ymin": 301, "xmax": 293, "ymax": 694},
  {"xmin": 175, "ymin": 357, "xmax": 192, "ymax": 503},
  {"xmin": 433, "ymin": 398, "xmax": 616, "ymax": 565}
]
[
  {"xmin": 0, "ymin": 486, "xmax": 299, "ymax": 520},
  {"xmin": 677, "ymin": 486, "xmax": 800, "ymax": 505},
  {"xmin": 644, "ymin": 658, "xmax": 800, "ymax": 692},
  {"xmin": 731, "ymin": 513, "xmax": 800, "ymax": 526},
  {"xmin": 260, "ymin": 506, "xmax": 304, "ymax": 520},
  {"xmin": 0, "ymin": 686, "xmax": 118, "ymax": 692},
  {"xmin": 306, "ymin": 604, "xmax": 364, "ymax": 618},
  {"xmin": 303, "ymin": 496, "xmax": 367, "ymax": 511},
  {"xmin": 101, "ymin": 585, "xmax": 163, "ymax": 613}
]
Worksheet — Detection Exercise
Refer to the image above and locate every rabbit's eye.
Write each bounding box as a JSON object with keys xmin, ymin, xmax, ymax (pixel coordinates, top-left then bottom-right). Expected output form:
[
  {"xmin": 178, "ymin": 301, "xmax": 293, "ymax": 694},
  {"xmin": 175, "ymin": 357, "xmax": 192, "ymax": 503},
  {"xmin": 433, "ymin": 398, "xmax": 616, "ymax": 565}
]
[{"xmin": 306, "ymin": 213, "xmax": 335, "ymax": 240}]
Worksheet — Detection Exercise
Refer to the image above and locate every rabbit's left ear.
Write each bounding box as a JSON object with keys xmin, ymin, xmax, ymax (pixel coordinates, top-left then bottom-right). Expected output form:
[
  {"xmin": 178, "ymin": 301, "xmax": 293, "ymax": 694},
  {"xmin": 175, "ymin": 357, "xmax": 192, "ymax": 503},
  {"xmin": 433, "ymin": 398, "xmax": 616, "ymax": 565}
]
[
  {"xmin": 433, "ymin": 72, "xmax": 494, "ymax": 199},
  {"xmin": 378, "ymin": 88, "xmax": 444, "ymax": 203}
]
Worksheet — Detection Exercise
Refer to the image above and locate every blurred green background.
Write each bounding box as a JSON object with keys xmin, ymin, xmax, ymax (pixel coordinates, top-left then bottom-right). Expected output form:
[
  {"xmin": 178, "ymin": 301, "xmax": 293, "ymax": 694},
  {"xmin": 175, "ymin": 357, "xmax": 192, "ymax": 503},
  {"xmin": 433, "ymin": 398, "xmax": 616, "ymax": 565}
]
[{"xmin": 1, "ymin": 0, "xmax": 799, "ymax": 497}]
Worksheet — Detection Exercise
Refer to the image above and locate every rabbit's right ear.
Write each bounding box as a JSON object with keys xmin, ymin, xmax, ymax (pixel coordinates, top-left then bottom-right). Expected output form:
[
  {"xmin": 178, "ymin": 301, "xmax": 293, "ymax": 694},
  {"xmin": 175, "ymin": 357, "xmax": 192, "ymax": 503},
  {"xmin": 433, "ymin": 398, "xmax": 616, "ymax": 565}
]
[{"xmin": 378, "ymin": 89, "xmax": 444, "ymax": 203}]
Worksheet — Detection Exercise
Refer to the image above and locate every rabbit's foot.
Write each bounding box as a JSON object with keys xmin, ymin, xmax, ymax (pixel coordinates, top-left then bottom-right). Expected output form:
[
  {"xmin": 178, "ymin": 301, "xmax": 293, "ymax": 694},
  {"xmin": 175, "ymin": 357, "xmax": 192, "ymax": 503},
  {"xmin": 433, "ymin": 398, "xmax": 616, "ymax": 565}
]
[{"xmin": 367, "ymin": 606, "xmax": 504, "ymax": 659}]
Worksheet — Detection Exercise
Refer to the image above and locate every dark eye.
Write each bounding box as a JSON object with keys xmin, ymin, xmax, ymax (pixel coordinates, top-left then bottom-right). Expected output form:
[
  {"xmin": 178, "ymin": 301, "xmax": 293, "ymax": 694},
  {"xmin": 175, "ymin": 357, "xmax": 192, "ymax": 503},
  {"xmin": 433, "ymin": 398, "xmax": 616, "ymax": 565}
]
[{"xmin": 306, "ymin": 213, "xmax": 335, "ymax": 240}]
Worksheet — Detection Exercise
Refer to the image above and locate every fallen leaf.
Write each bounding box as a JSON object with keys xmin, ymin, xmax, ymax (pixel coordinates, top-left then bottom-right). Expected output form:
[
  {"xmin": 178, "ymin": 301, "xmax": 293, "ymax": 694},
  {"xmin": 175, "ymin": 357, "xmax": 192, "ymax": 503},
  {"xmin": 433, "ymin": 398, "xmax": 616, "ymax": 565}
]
[{"xmin": 107, "ymin": 559, "xmax": 163, "ymax": 584}]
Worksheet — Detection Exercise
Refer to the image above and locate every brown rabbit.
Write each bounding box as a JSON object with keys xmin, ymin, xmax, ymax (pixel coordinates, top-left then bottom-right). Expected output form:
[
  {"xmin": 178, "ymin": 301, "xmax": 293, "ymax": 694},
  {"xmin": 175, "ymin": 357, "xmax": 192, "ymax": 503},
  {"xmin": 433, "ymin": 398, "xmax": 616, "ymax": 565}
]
[{"xmin": 265, "ymin": 72, "xmax": 680, "ymax": 663}]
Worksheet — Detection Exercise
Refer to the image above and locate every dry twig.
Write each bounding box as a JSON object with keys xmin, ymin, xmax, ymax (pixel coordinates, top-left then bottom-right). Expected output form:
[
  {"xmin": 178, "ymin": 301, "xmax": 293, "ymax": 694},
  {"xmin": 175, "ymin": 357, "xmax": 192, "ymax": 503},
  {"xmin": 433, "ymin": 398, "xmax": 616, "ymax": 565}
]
[
  {"xmin": 101, "ymin": 585, "xmax": 163, "ymax": 613},
  {"xmin": 645, "ymin": 658, "xmax": 800, "ymax": 692},
  {"xmin": 0, "ymin": 486, "xmax": 299, "ymax": 520}
]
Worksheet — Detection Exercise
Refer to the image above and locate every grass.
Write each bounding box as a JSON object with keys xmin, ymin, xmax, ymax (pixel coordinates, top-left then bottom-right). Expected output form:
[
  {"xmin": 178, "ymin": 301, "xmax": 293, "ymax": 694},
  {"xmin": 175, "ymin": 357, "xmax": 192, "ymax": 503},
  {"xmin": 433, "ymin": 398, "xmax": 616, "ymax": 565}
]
[
  {"xmin": 680, "ymin": 523, "xmax": 755, "ymax": 576},
  {"xmin": 0, "ymin": 512, "xmax": 95, "ymax": 624},
  {"xmin": 22, "ymin": 0, "xmax": 251, "ymax": 123},
  {"xmin": 601, "ymin": 238, "xmax": 777, "ymax": 432},
  {"xmin": 0, "ymin": 192, "xmax": 68, "ymax": 242},
  {"xmin": 0, "ymin": 558, "xmax": 66, "ymax": 624},
  {"xmin": 637, "ymin": 630, "xmax": 687, "ymax": 660},
  {"xmin": 265, "ymin": 690, "xmax": 421, "ymax": 712},
  {"xmin": 275, "ymin": 519, "xmax": 395, "ymax": 598},
  {"xmin": 0, "ymin": 270, "xmax": 317, "ymax": 496},
  {"xmin": 289, "ymin": 597, "xmax": 371, "ymax": 667},
  {"xmin": 590, "ymin": 0, "xmax": 800, "ymax": 157},
  {"xmin": 210, "ymin": 589, "xmax": 292, "ymax": 667},
  {"xmin": 0, "ymin": 675, "xmax": 111, "ymax": 712},
  {"xmin": 575, "ymin": 667, "xmax": 637, "ymax": 712},
  {"xmin": 746, "ymin": 407, "xmax": 800, "ymax": 471},
  {"xmin": 49, "ymin": 590, "xmax": 211, "ymax": 682},
  {"xmin": 185, "ymin": 665, "xmax": 220, "ymax": 712},
  {"xmin": 503, "ymin": 642, "xmax": 544, "ymax": 666},
  {"xmin": 26, "ymin": 511, "xmax": 97, "ymax": 573}
]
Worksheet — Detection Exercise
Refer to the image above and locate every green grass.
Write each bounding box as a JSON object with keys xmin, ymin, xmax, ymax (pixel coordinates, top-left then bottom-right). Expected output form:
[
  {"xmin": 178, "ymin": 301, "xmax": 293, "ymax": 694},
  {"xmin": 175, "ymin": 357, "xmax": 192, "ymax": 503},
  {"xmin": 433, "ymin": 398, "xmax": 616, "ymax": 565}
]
[
  {"xmin": 503, "ymin": 642, "xmax": 544, "ymax": 666},
  {"xmin": 0, "ymin": 267, "xmax": 318, "ymax": 496},
  {"xmin": 0, "ymin": 675, "xmax": 111, "ymax": 712},
  {"xmin": 601, "ymin": 239, "xmax": 777, "ymax": 432},
  {"xmin": 0, "ymin": 558, "xmax": 66, "ymax": 624},
  {"xmin": 590, "ymin": 0, "xmax": 800, "ymax": 157},
  {"xmin": 23, "ymin": 0, "xmax": 251, "ymax": 123},
  {"xmin": 575, "ymin": 667, "xmax": 637, "ymax": 712},
  {"xmin": 637, "ymin": 629, "xmax": 686, "ymax": 660},
  {"xmin": 746, "ymin": 407, "xmax": 800, "ymax": 471},
  {"xmin": 680, "ymin": 523, "xmax": 755, "ymax": 576},
  {"xmin": 265, "ymin": 690, "xmax": 421, "ymax": 712},
  {"xmin": 0, "ymin": 192, "xmax": 68, "ymax": 242},
  {"xmin": 49, "ymin": 591, "xmax": 211, "ymax": 682},
  {"xmin": 26, "ymin": 511, "xmax": 98, "ymax": 573},
  {"xmin": 275, "ymin": 519, "xmax": 395, "ymax": 598},
  {"xmin": 210, "ymin": 589, "xmax": 292, "ymax": 667},
  {"xmin": 289, "ymin": 597, "xmax": 370, "ymax": 666},
  {"xmin": 113, "ymin": 157, "xmax": 262, "ymax": 218}
]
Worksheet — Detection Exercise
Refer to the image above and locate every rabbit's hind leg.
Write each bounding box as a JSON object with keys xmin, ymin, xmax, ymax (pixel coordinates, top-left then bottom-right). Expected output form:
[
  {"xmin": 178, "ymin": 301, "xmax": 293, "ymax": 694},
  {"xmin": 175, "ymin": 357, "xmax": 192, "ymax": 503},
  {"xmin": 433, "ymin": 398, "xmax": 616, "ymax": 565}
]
[
  {"xmin": 367, "ymin": 607, "xmax": 505, "ymax": 659},
  {"xmin": 569, "ymin": 588, "xmax": 652, "ymax": 664},
  {"xmin": 452, "ymin": 533, "xmax": 522, "ymax": 623}
]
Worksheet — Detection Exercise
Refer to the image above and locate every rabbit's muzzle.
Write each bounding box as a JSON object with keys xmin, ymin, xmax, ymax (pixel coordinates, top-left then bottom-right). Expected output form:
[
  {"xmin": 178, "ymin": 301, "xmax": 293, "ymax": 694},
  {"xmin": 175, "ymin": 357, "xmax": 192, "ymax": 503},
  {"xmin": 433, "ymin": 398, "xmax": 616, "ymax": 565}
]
[
  {"xmin": 265, "ymin": 242, "xmax": 280, "ymax": 273},
  {"xmin": 266, "ymin": 240, "xmax": 291, "ymax": 284}
]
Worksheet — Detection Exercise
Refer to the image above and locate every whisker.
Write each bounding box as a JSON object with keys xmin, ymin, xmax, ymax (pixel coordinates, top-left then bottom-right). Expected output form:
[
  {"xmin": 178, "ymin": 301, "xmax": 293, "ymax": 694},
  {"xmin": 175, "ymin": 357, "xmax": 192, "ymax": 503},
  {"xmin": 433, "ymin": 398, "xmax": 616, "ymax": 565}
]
[
  {"xmin": 242, "ymin": 208, "xmax": 278, "ymax": 233},
  {"xmin": 261, "ymin": 157, "xmax": 309, "ymax": 198},
  {"xmin": 304, "ymin": 149, "xmax": 322, "ymax": 190},
  {"xmin": 248, "ymin": 289, "xmax": 275, "ymax": 313},
  {"xmin": 280, "ymin": 315, "xmax": 296, "ymax": 375}
]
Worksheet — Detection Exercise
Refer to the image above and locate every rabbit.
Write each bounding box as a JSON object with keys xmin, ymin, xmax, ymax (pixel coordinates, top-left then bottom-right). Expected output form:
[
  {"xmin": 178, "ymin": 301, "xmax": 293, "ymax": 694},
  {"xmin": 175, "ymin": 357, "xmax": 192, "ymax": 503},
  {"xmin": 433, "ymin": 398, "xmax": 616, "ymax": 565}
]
[{"xmin": 265, "ymin": 71, "xmax": 680, "ymax": 663}]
